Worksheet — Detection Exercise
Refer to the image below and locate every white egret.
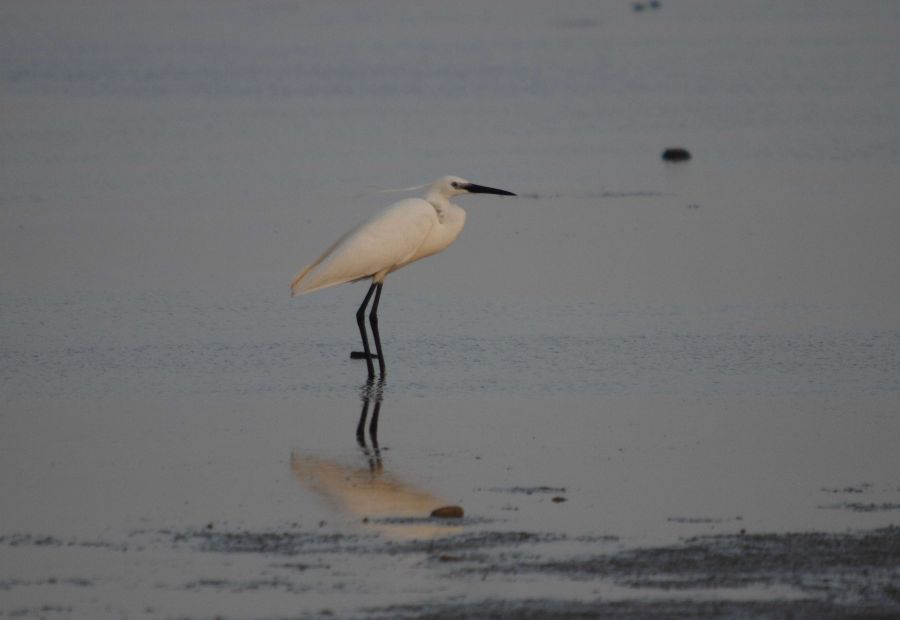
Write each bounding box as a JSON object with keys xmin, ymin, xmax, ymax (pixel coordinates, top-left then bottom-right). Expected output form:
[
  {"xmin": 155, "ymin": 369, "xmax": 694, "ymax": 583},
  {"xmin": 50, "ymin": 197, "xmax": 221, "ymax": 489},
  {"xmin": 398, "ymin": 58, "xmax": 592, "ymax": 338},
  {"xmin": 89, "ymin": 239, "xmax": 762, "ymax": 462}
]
[{"xmin": 290, "ymin": 175, "xmax": 516, "ymax": 376}]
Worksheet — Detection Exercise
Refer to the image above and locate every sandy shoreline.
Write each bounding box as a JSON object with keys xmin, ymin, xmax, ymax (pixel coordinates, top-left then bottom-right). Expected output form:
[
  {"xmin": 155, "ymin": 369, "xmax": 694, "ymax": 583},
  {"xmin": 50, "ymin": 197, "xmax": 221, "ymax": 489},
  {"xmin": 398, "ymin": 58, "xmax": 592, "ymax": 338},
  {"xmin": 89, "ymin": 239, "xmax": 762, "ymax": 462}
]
[{"xmin": 3, "ymin": 395, "xmax": 899, "ymax": 618}]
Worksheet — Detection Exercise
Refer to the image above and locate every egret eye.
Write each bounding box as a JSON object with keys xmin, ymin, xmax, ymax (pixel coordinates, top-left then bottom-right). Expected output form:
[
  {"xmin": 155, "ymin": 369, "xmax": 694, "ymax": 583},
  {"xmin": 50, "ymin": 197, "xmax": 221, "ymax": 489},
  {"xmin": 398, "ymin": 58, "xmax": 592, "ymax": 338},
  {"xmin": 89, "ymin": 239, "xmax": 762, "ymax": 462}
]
[{"xmin": 451, "ymin": 181, "xmax": 460, "ymax": 189}]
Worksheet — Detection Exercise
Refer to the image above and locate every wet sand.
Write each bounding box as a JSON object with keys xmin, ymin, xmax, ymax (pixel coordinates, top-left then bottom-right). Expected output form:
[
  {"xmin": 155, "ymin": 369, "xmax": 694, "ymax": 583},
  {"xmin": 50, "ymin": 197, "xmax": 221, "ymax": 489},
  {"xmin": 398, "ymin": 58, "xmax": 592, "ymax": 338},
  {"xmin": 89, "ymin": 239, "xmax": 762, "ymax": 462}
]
[
  {"xmin": 7, "ymin": 525, "xmax": 896, "ymax": 619},
  {"xmin": 2, "ymin": 394, "xmax": 899, "ymax": 618}
]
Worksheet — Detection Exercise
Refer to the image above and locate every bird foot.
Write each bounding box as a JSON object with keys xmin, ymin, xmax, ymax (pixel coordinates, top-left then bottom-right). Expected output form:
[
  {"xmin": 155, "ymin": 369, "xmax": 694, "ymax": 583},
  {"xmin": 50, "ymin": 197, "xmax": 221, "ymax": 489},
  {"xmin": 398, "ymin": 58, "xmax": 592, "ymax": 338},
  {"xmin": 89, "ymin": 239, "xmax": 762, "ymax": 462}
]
[{"xmin": 350, "ymin": 351, "xmax": 380, "ymax": 360}]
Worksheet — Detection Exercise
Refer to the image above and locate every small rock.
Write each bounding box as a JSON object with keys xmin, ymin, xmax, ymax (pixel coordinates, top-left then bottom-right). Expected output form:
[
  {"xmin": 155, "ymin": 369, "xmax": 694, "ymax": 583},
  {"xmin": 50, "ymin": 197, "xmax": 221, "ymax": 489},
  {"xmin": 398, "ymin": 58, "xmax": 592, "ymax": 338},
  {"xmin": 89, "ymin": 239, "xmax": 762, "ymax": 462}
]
[
  {"xmin": 438, "ymin": 554, "xmax": 462, "ymax": 562},
  {"xmin": 430, "ymin": 505, "xmax": 464, "ymax": 519},
  {"xmin": 662, "ymin": 147, "xmax": 692, "ymax": 162},
  {"xmin": 552, "ymin": 496, "xmax": 567, "ymax": 503}
]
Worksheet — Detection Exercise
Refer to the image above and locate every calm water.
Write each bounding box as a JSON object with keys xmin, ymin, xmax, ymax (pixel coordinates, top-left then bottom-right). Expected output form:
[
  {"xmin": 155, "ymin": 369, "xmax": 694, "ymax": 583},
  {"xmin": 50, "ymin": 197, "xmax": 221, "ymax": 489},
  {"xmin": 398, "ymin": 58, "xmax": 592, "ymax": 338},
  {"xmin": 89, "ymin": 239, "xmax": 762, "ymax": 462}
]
[
  {"xmin": 2, "ymin": 289, "xmax": 899, "ymax": 401},
  {"xmin": 2, "ymin": 1, "xmax": 900, "ymax": 618},
  {"xmin": 3, "ymin": 0, "xmax": 900, "ymax": 301}
]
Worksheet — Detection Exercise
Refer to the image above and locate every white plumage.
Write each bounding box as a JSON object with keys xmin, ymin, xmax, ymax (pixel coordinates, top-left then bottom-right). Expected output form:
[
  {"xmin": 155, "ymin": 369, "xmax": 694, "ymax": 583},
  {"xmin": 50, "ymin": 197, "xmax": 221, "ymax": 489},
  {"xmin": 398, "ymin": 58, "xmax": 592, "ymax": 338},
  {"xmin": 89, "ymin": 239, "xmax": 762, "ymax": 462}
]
[
  {"xmin": 291, "ymin": 197, "xmax": 443, "ymax": 296},
  {"xmin": 290, "ymin": 175, "xmax": 515, "ymax": 375}
]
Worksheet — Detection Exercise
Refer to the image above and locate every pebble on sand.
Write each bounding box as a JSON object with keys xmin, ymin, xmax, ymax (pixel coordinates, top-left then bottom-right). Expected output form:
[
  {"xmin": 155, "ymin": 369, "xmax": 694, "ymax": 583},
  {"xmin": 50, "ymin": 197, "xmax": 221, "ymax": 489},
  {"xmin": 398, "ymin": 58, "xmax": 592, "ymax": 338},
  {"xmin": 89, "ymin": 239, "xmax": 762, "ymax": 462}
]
[{"xmin": 431, "ymin": 505, "xmax": 465, "ymax": 519}]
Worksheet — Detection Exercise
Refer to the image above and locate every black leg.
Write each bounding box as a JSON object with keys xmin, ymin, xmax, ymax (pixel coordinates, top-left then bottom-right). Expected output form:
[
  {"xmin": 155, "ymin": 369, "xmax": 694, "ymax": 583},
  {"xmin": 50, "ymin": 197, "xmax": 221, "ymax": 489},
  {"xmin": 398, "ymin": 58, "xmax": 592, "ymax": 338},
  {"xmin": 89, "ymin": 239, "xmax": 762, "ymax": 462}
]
[
  {"xmin": 351, "ymin": 283, "xmax": 378, "ymax": 376},
  {"xmin": 369, "ymin": 282, "xmax": 386, "ymax": 375}
]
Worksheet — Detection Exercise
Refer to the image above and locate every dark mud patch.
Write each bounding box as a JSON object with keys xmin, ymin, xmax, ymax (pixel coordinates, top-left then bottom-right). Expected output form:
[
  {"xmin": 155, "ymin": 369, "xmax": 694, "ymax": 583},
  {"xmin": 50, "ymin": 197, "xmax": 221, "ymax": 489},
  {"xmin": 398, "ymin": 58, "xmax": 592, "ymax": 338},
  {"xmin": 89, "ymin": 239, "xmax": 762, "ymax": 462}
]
[
  {"xmin": 171, "ymin": 527, "xmax": 563, "ymax": 558},
  {"xmin": 389, "ymin": 531, "xmax": 564, "ymax": 555},
  {"xmin": 274, "ymin": 561, "xmax": 332, "ymax": 572},
  {"xmin": 0, "ymin": 533, "xmax": 128, "ymax": 552},
  {"xmin": 574, "ymin": 534, "xmax": 620, "ymax": 543},
  {"xmin": 0, "ymin": 577, "xmax": 93, "ymax": 589},
  {"xmin": 2, "ymin": 606, "xmax": 73, "ymax": 619},
  {"xmin": 171, "ymin": 529, "xmax": 369, "ymax": 555},
  {"xmin": 7, "ymin": 526, "xmax": 897, "ymax": 618},
  {"xmin": 483, "ymin": 486, "xmax": 567, "ymax": 496},
  {"xmin": 365, "ymin": 598, "xmax": 898, "ymax": 620},
  {"xmin": 819, "ymin": 502, "xmax": 900, "ymax": 513},
  {"xmin": 366, "ymin": 599, "xmax": 897, "ymax": 620},
  {"xmin": 184, "ymin": 576, "xmax": 304, "ymax": 593},
  {"xmin": 511, "ymin": 526, "xmax": 900, "ymax": 610},
  {"xmin": 821, "ymin": 483, "xmax": 872, "ymax": 494},
  {"xmin": 667, "ymin": 515, "xmax": 744, "ymax": 524},
  {"xmin": 363, "ymin": 528, "xmax": 900, "ymax": 619}
]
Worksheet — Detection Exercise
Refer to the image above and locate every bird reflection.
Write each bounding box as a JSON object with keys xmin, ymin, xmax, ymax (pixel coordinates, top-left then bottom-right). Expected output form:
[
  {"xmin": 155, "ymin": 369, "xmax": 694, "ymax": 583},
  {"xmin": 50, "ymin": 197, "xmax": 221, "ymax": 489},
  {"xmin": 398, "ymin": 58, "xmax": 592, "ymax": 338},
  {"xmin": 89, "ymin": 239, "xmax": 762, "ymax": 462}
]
[
  {"xmin": 291, "ymin": 379, "xmax": 462, "ymax": 539},
  {"xmin": 355, "ymin": 376, "xmax": 383, "ymax": 472}
]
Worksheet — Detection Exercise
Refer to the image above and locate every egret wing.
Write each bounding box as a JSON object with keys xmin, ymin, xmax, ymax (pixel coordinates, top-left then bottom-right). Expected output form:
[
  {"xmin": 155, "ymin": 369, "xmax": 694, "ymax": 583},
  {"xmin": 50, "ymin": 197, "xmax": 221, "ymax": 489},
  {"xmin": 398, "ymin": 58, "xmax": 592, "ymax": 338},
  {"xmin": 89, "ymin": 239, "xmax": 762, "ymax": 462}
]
[{"xmin": 291, "ymin": 199, "xmax": 436, "ymax": 296}]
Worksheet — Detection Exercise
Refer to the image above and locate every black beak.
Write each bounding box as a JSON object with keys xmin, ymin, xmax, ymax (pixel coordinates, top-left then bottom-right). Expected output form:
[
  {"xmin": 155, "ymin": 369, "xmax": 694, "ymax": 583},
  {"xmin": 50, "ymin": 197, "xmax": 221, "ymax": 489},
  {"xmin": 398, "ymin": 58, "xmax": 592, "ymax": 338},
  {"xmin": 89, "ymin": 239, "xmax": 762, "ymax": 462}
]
[{"xmin": 465, "ymin": 183, "xmax": 516, "ymax": 197}]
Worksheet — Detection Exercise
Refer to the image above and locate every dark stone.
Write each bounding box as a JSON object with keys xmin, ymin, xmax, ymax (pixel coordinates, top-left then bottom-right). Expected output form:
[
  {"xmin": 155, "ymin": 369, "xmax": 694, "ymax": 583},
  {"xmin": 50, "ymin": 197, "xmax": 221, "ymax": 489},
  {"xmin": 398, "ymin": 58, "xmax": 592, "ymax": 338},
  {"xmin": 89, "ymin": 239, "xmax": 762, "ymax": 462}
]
[
  {"xmin": 431, "ymin": 505, "xmax": 465, "ymax": 519},
  {"xmin": 662, "ymin": 147, "xmax": 692, "ymax": 162}
]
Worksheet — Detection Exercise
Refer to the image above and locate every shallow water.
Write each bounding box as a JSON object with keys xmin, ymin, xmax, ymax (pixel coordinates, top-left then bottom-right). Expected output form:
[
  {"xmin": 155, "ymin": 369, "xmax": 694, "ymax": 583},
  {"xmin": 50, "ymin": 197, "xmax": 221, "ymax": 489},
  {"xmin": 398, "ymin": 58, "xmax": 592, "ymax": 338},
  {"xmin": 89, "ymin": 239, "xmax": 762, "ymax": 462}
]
[
  {"xmin": 2, "ymin": 290, "xmax": 899, "ymax": 401},
  {"xmin": 2, "ymin": 1, "xmax": 900, "ymax": 618}
]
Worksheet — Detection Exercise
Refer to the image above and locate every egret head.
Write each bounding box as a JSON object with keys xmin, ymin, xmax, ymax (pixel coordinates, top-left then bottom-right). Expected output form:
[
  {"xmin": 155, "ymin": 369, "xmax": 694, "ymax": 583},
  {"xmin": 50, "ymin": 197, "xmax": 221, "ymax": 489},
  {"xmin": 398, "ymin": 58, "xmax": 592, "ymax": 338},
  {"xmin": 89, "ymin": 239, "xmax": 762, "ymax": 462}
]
[{"xmin": 429, "ymin": 176, "xmax": 516, "ymax": 199}]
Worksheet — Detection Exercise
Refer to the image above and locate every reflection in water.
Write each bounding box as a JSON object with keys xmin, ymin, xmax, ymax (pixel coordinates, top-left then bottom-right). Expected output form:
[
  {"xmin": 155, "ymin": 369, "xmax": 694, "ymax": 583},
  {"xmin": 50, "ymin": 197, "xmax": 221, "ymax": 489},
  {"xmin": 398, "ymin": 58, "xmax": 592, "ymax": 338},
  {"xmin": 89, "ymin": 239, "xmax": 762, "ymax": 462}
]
[
  {"xmin": 355, "ymin": 376, "xmax": 383, "ymax": 473},
  {"xmin": 291, "ymin": 379, "xmax": 462, "ymax": 539}
]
